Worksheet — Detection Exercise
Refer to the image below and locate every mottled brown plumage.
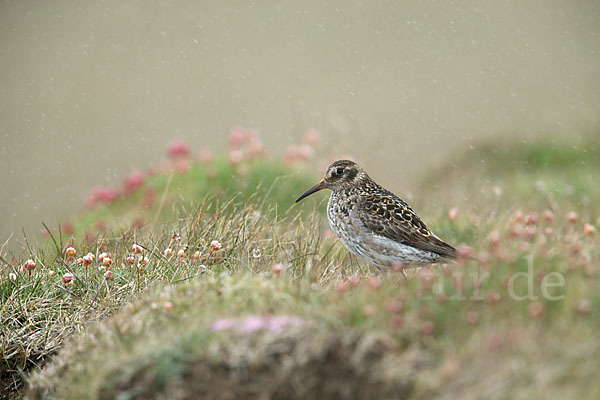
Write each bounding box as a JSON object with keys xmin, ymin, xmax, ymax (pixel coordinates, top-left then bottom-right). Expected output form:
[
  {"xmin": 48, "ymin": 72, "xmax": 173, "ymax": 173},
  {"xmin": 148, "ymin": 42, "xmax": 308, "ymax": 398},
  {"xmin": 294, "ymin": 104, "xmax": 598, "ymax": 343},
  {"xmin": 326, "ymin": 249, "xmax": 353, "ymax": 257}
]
[{"xmin": 296, "ymin": 160, "xmax": 457, "ymax": 267}]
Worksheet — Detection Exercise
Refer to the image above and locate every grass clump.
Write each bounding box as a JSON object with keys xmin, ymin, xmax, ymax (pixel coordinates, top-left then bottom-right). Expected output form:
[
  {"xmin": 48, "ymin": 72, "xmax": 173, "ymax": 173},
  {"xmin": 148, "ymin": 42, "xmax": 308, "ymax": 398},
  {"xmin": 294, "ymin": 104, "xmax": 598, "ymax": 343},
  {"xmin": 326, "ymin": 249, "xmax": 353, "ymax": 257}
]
[
  {"xmin": 2, "ymin": 134, "xmax": 600, "ymax": 399},
  {"xmin": 69, "ymin": 158, "xmax": 320, "ymax": 238}
]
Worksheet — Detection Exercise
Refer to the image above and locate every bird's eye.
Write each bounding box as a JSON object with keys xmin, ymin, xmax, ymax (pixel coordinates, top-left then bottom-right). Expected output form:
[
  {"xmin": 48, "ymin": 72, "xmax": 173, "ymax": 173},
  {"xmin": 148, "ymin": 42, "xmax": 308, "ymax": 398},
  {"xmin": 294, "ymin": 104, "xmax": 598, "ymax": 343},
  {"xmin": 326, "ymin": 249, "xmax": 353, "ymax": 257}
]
[{"xmin": 335, "ymin": 167, "xmax": 345, "ymax": 175}]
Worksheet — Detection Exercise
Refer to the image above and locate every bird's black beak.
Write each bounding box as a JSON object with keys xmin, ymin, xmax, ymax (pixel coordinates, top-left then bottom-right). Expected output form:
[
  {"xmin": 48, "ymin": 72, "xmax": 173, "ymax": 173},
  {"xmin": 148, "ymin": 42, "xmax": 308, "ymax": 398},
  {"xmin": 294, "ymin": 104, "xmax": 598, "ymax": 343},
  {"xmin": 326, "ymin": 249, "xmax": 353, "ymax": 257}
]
[{"xmin": 295, "ymin": 178, "xmax": 327, "ymax": 203}]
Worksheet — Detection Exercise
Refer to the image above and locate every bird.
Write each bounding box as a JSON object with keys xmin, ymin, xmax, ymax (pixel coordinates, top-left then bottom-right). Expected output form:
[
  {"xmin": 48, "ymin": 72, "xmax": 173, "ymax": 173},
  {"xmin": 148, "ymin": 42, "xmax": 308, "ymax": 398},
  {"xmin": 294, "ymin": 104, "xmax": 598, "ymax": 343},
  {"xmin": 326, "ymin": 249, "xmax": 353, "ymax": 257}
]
[{"xmin": 295, "ymin": 160, "xmax": 457, "ymax": 268}]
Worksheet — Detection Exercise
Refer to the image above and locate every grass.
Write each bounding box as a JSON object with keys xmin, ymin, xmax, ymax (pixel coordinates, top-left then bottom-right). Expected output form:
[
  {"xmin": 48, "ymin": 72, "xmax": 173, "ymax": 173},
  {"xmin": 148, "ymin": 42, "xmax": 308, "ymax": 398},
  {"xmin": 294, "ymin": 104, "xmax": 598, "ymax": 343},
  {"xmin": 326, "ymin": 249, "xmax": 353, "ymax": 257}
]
[
  {"xmin": 64, "ymin": 157, "xmax": 320, "ymax": 238},
  {"xmin": 2, "ymin": 134, "xmax": 600, "ymax": 399}
]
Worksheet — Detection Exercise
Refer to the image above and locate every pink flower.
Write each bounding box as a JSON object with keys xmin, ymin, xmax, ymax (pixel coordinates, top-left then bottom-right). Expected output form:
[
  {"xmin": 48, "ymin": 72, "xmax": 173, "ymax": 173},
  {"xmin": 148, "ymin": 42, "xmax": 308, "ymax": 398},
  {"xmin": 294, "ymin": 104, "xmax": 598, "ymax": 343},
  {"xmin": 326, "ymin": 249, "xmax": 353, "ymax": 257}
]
[
  {"xmin": 166, "ymin": 139, "xmax": 190, "ymax": 159},
  {"xmin": 62, "ymin": 273, "xmax": 73, "ymax": 284},
  {"xmin": 198, "ymin": 148, "xmax": 213, "ymax": 164},
  {"xmin": 420, "ymin": 321, "xmax": 435, "ymax": 336},
  {"xmin": 567, "ymin": 211, "xmax": 578, "ymax": 223},
  {"xmin": 334, "ymin": 280, "xmax": 350, "ymax": 293},
  {"xmin": 347, "ymin": 276, "xmax": 361, "ymax": 287},
  {"xmin": 367, "ymin": 276, "xmax": 383, "ymax": 290},
  {"xmin": 228, "ymin": 126, "xmax": 246, "ymax": 150},
  {"xmin": 272, "ymin": 263, "xmax": 283, "ymax": 275},
  {"xmin": 229, "ymin": 149, "xmax": 243, "ymax": 165},
  {"xmin": 583, "ymin": 223, "xmax": 596, "ymax": 236},
  {"xmin": 24, "ymin": 259, "xmax": 36, "ymax": 273},
  {"xmin": 297, "ymin": 144, "xmax": 313, "ymax": 161},
  {"xmin": 210, "ymin": 318, "xmax": 238, "ymax": 332},
  {"xmin": 466, "ymin": 311, "xmax": 480, "ymax": 325},
  {"xmin": 175, "ymin": 159, "xmax": 189, "ymax": 174},
  {"xmin": 210, "ymin": 240, "xmax": 222, "ymax": 251},
  {"xmin": 448, "ymin": 207, "xmax": 459, "ymax": 221},
  {"xmin": 266, "ymin": 316, "xmax": 304, "ymax": 332},
  {"xmin": 132, "ymin": 243, "xmax": 143, "ymax": 254},
  {"xmin": 392, "ymin": 262, "xmax": 405, "ymax": 272},
  {"xmin": 240, "ymin": 316, "xmax": 265, "ymax": 332},
  {"xmin": 576, "ymin": 299, "xmax": 591, "ymax": 314},
  {"xmin": 528, "ymin": 301, "xmax": 543, "ymax": 318},
  {"xmin": 303, "ymin": 129, "xmax": 320, "ymax": 146},
  {"xmin": 210, "ymin": 316, "xmax": 305, "ymax": 333},
  {"xmin": 456, "ymin": 244, "xmax": 474, "ymax": 260},
  {"xmin": 284, "ymin": 145, "xmax": 300, "ymax": 165},
  {"xmin": 61, "ymin": 222, "xmax": 74, "ymax": 235},
  {"xmin": 123, "ymin": 171, "xmax": 145, "ymax": 194},
  {"xmin": 513, "ymin": 211, "xmax": 525, "ymax": 224},
  {"xmin": 385, "ymin": 300, "xmax": 403, "ymax": 313},
  {"xmin": 246, "ymin": 130, "xmax": 264, "ymax": 159},
  {"xmin": 525, "ymin": 213, "xmax": 538, "ymax": 226},
  {"xmin": 85, "ymin": 186, "xmax": 119, "ymax": 208},
  {"xmin": 488, "ymin": 231, "xmax": 501, "ymax": 248},
  {"xmin": 284, "ymin": 144, "xmax": 313, "ymax": 165}
]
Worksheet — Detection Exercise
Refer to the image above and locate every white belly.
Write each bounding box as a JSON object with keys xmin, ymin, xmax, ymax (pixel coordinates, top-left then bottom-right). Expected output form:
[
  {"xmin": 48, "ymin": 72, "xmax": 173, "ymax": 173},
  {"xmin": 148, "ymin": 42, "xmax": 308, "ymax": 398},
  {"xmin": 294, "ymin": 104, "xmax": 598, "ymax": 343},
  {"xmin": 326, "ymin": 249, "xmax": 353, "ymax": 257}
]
[{"xmin": 327, "ymin": 194, "xmax": 442, "ymax": 267}]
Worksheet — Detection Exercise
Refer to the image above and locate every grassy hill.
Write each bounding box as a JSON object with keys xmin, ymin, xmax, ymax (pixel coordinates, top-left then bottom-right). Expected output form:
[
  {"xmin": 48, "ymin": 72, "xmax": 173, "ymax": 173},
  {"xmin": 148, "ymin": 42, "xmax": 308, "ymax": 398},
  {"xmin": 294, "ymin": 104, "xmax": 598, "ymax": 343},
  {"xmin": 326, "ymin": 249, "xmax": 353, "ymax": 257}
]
[{"xmin": 2, "ymin": 135, "xmax": 600, "ymax": 399}]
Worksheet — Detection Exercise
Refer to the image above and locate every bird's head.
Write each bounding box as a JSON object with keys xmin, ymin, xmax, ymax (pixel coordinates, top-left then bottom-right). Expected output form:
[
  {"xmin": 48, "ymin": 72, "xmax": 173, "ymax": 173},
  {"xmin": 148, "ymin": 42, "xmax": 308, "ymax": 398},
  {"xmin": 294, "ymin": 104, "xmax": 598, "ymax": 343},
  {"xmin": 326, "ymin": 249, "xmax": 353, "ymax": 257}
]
[{"xmin": 295, "ymin": 160, "xmax": 366, "ymax": 203}]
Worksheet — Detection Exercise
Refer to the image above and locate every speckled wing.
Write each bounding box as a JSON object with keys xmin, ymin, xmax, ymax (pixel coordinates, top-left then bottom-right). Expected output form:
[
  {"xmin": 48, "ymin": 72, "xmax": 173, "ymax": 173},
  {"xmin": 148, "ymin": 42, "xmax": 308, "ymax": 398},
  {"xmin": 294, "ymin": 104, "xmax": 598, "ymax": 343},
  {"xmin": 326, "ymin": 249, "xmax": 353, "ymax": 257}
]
[{"xmin": 357, "ymin": 188, "xmax": 457, "ymax": 261}]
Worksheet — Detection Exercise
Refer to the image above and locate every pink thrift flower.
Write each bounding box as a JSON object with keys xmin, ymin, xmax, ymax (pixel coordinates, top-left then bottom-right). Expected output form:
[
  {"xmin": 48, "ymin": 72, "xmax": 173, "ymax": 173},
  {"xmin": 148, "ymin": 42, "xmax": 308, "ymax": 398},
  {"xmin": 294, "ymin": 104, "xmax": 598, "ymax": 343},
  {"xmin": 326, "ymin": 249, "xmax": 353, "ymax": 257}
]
[
  {"xmin": 488, "ymin": 231, "xmax": 501, "ymax": 248},
  {"xmin": 583, "ymin": 223, "xmax": 596, "ymax": 236},
  {"xmin": 456, "ymin": 244, "xmax": 474, "ymax": 260},
  {"xmin": 62, "ymin": 273, "xmax": 73, "ymax": 284},
  {"xmin": 61, "ymin": 222, "xmax": 74, "ymax": 235},
  {"xmin": 86, "ymin": 186, "xmax": 119, "ymax": 208},
  {"xmin": 466, "ymin": 311, "xmax": 480, "ymax": 325},
  {"xmin": 246, "ymin": 130, "xmax": 264, "ymax": 159},
  {"xmin": 525, "ymin": 213, "xmax": 538, "ymax": 226},
  {"xmin": 297, "ymin": 144, "xmax": 313, "ymax": 161},
  {"xmin": 367, "ymin": 276, "xmax": 383, "ymax": 290},
  {"xmin": 528, "ymin": 301, "xmax": 544, "ymax": 318},
  {"xmin": 448, "ymin": 207, "xmax": 459, "ymax": 221},
  {"xmin": 210, "ymin": 318, "xmax": 238, "ymax": 332},
  {"xmin": 266, "ymin": 316, "xmax": 304, "ymax": 332},
  {"xmin": 240, "ymin": 316, "xmax": 265, "ymax": 332},
  {"xmin": 228, "ymin": 126, "xmax": 246, "ymax": 150},
  {"xmin": 210, "ymin": 316, "xmax": 305, "ymax": 333},
  {"xmin": 347, "ymin": 276, "xmax": 360, "ymax": 287},
  {"xmin": 123, "ymin": 171, "xmax": 145, "ymax": 194},
  {"xmin": 303, "ymin": 129, "xmax": 320, "ymax": 146},
  {"xmin": 166, "ymin": 139, "xmax": 190, "ymax": 159},
  {"xmin": 175, "ymin": 159, "xmax": 189, "ymax": 174},
  {"xmin": 229, "ymin": 149, "xmax": 243, "ymax": 165},
  {"xmin": 104, "ymin": 270, "xmax": 114, "ymax": 280},
  {"xmin": 272, "ymin": 263, "xmax": 283, "ymax": 275},
  {"xmin": 198, "ymin": 148, "xmax": 213, "ymax": 164}
]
